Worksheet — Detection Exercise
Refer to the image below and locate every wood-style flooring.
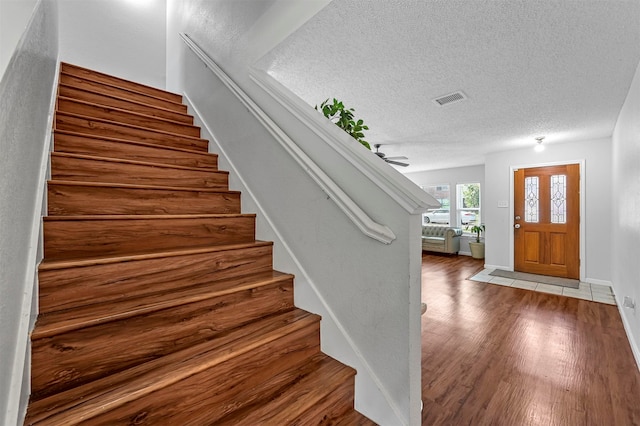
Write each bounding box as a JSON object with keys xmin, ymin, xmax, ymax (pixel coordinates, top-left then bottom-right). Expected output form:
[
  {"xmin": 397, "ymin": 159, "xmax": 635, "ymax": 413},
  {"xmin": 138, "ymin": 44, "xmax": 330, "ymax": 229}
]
[{"xmin": 421, "ymin": 253, "xmax": 640, "ymax": 426}]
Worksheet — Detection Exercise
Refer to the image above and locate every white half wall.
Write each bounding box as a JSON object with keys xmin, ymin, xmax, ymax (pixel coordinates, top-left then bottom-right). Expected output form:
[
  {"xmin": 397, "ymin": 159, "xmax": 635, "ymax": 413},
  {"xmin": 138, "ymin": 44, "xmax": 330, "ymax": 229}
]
[
  {"xmin": 167, "ymin": 1, "xmax": 427, "ymax": 423},
  {"xmin": 484, "ymin": 138, "xmax": 612, "ymax": 282},
  {"xmin": 0, "ymin": 0, "xmax": 58, "ymax": 423},
  {"xmin": 612, "ymin": 57, "xmax": 640, "ymax": 367},
  {"xmin": 58, "ymin": 0, "xmax": 167, "ymax": 88}
]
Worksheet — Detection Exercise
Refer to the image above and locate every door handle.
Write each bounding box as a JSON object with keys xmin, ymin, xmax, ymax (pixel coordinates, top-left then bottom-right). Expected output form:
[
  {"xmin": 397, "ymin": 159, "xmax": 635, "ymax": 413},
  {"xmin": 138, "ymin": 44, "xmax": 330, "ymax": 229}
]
[{"xmin": 514, "ymin": 224, "xmax": 521, "ymax": 229}]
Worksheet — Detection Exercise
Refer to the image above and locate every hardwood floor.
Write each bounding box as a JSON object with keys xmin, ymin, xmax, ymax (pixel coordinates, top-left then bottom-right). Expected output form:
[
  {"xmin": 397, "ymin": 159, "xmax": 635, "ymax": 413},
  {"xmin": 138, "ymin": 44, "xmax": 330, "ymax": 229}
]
[{"xmin": 421, "ymin": 253, "xmax": 640, "ymax": 426}]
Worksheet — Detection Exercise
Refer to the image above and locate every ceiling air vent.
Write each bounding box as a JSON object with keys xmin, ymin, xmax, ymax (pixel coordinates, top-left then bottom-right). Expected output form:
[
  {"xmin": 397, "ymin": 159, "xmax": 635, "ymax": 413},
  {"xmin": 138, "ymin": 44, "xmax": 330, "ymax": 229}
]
[{"xmin": 433, "ymin": 91, "xmax": 466, "ymax": 106}]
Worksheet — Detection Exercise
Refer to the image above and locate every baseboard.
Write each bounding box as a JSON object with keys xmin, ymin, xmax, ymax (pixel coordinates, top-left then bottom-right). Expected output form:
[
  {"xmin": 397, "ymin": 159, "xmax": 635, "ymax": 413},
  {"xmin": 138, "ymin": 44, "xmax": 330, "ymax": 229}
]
[
  {"xmin": 614, "ymin": 288, "xmax": 640, "ymax": 372},
  {"xmin": 584, "ymin": 277, "xmax": 613, "ymax": 287},
  {"xmin": 458, "ymin": 251, "xmax": 471, "ymax": 256},
  {"xmin": 483, "ymin": 264, "xmax": 511, "ymax": 271}
]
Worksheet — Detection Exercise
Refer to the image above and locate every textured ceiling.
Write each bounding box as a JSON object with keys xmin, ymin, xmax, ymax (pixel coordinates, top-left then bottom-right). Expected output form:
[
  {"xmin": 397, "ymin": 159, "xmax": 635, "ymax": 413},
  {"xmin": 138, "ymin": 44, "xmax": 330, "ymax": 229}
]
[{"xmin": 256, "ymin": 0, "xmax": 640, "ymax": 172}]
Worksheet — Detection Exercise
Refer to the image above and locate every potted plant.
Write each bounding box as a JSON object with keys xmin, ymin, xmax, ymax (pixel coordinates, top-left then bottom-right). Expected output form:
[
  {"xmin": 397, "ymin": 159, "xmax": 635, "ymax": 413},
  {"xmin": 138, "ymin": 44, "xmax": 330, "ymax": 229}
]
[
  {"xmin": 469, "ymin": 224, "xmax": 485, "ymax": 259},
  {"xmin": 316, "ymin": 98, "xmax": 371, "ymax": 150}
]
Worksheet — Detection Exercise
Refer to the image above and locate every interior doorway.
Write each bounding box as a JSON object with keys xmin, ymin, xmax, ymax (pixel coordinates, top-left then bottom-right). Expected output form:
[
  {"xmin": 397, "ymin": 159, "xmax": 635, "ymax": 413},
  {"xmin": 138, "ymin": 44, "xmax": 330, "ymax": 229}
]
[{"xmin": 513, "ymin": 163, "xmax": 580, "ymax": 279}]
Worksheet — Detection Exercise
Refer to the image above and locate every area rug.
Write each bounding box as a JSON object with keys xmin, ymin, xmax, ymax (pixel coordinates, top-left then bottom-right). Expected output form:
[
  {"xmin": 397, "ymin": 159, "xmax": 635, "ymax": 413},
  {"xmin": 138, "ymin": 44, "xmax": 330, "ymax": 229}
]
[{"xmin": 489, "ymin": 269, "xmax": 580, "ymax": 289}]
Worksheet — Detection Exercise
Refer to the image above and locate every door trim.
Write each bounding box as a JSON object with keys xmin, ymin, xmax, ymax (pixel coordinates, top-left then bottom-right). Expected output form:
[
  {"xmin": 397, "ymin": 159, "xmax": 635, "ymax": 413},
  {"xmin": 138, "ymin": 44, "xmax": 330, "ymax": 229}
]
[{"xmin": 508, "ymin": 159, "xmax": 586, "ymax": 281}]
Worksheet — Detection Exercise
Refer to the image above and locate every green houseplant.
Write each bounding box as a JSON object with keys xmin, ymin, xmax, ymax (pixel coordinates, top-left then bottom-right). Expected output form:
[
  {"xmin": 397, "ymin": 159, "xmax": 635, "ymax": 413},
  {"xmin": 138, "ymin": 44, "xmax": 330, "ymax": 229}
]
[
  {"xmin": 316, "ymin": 98, "xmax": 371, "ymax": 150},
  {"xmin": 469, "ymin": 224, "xmax": 485, "ymax": 259}
]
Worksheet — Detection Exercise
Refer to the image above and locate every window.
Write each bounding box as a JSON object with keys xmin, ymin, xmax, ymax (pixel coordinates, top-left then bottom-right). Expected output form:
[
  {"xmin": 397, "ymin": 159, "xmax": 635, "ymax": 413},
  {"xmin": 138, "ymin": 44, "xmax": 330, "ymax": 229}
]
[
  {"xmin": 456, "ymin": 183, "xmax": 481, "ymax": 231},
  {"xmin": 422, "ymin": 185, "xmax": 450, "ymax": 225}
]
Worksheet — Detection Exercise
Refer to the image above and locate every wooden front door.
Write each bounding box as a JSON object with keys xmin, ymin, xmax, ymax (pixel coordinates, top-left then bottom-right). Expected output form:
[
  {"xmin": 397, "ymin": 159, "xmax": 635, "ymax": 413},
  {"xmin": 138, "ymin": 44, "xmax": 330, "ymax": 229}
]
[{"xmin": 514, "ymin": 164, "xmax": 580, "ymax": 279}]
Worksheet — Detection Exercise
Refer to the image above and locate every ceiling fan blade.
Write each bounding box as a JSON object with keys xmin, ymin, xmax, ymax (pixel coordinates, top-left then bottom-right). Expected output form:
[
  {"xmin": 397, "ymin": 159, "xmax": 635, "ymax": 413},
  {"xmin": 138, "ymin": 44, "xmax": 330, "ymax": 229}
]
[
  {"xmin": 385, "ymin": 156, "xmax": 408, "ymax": 160},
  {"xmin": 386, "ymin": 159, "xmax": 409, "ymax": 167}
]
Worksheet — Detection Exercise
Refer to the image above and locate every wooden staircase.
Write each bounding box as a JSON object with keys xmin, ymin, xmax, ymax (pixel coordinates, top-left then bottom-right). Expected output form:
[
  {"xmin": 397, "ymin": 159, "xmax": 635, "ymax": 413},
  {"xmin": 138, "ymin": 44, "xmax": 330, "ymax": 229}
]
[{"xmin": 25, "ymin": 63, "xmax": 375, "ymax": 425}]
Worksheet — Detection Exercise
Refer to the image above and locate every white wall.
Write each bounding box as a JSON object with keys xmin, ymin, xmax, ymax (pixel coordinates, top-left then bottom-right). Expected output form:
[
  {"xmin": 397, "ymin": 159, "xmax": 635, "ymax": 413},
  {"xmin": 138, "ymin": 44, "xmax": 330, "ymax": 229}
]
[
  {"xmin": 58, "ymin": 0, "xmax": 167, "ymax": 88},
  {"xmin": 167, "ymin": 1, "xmax": 426, "ymax": 424},
  {"xmin": 404, "ymin": 164, "xmax": 485, "ymax": 254},
  {"xmin": 0, "ymin": 0, "xmax": 39, "ymax": 79},
  {"xmin": 612, "ymin": 58, "xmax": 640, "ymax": 366},
  {"xmin": 484, "ymin": 138, "xmax": 612, "ymax": 283},
  {"xmin": 0, "ymin": 0, "xmax": 58, "ymax": 423}
]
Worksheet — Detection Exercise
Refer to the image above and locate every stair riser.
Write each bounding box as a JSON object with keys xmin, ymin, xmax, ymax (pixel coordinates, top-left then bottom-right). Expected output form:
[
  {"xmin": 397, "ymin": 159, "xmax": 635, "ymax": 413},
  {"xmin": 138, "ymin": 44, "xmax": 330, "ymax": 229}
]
[
  {"xmin": 58, "ymin": 85, "xmax": 193, "ymax": 124},
  {"xmin": 59, "ymin": 73, "xmax": 186, "ymax": 113},
  {"xmin": 55, "ymin": 112, "xmax": 208, "ymax": 152},
  {"xmin": 73, "ymin": 323, "xmax": 320, "ymax": 426},
  {"xmin": 50, "ymin": 155, "xmax": 227, "ymax": 189},
  {"xmin": 57, "ymin": 97, "xmax": 200, "ymax": 137},
  {"xmin": 48, "ymin": 184, "xmax": 240, "ymax": 216},
  {"xmin": 54, "ymin": 132, "xmax": 216, "ymax": 169},
  {"xmin": 44, "ymin": 215, "xmax": 256, "ymax": 260},
  {"xmin": 31, "ymin": 280, "xmax": 295, "ymax": 401},
  {"xmin": 39, "ymin": 244, "xmax": 273, "ymax": 314},
  {"xmin": 61, "ymin": 63, "xmax": 182, "ymax": 103}
]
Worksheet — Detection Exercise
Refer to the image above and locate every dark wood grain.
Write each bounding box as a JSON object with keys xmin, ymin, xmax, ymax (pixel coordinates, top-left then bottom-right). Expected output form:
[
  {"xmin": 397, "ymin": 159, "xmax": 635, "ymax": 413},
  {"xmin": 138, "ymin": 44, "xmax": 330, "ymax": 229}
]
[
  {"xmin": 55, "ymin": 112, "xmax": 208, "ymax": 152},
  {"xmin": 59, "ymin": 73, "xmax": 186, "ymax": 113},
  {"xmin": 421, "ymin": 253, "xmax": 640, "ymax": 426},
  {"xmin": 58, "ymin": 85, "xmax": 193, "ymax": 124},
  {"xmin": 38, "ymin": 242, "xmax": 274, "ymax": 314},
  {"xmin": 26, "ymin": 310, "xmax": 319, "ymax": 425},
  {"xmin": 43, "ymin": 214, "xmax": 256, "ymax": 260},
  {"xmin": 54, "ymin": 130, "xmax": 217, "ymax": 169},
  {"xmin": 217, "ymin": 354, "xmax": 355, "ymax": 425},
  {"xmin": 61, "ymin": 63, "xmax": 183, "ymax": 103},
  {"xmin": 27, "ymin": 64, "xmax": 374, "ymax": 425},
  {"xmin": 50, "ymin": 153, "xmax": 227, "ymax": 188},
  {"xmin": 48, "ymin": 180, "xmax": 240, "ymax": 216},
  {"xmin": 31, "ymin": 276, "xmax": 295, "ymax": 400},
  {"xmin": 57, "ymin": 97, "xmax": 200, "ymax": 136}
]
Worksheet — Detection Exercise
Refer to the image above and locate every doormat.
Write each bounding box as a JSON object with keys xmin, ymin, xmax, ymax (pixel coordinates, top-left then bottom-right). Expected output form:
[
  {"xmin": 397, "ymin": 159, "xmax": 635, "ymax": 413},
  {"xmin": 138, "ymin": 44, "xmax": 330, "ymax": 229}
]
[{"xmin": 489, "ymin": 270, "xmax": 580, "ymax": 289}]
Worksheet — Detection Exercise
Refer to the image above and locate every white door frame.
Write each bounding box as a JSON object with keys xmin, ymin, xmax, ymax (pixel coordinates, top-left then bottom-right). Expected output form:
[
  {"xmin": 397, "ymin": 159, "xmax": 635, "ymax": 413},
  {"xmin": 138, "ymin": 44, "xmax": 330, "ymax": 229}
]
[{"xmin": 508, "ymin": 159, "xmax": 586, "ymax": 281}]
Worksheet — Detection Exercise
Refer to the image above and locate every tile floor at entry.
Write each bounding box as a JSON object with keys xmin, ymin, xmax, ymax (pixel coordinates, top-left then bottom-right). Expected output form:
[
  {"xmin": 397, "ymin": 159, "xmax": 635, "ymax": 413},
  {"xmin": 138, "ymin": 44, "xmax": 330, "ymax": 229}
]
[{"xmin": 469, "ymin": 269, "xmax": 617, "ymax": 305}]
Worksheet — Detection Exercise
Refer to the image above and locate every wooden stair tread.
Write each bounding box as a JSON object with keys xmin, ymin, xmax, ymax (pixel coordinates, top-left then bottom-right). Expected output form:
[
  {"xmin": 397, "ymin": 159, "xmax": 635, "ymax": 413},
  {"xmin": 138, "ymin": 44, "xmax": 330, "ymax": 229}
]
[
  {"xmin": 50, "ymin": 151, "xmax": 227, "ymax": 189},
  {"xmin": 47, "ymin": 180, "xmax": 242, "ymax": 216},
  {"xmin": 51, "ymin": 151, "xmax": 220, "ymax": 173},
  {"xmin": 58, "ymin": 84, "xmax": 194, "ymax": 124},
  {"xmin": 59, "ymin": 73, "xmax": 187, "ymax": 113},
  {"xmin": 55, "ymin": 111, "xmax": 204, "ymax": 143},
  {"xmin": 217, "ymin": 353, "xmax": 356, "ymax": 425},
  {"xmin": 38, "ymin": 240, "xmax": 273, "ymax": 271},
  {"xmin": 57, "ymin": 96, "xmax": 201, "ymax": 137},
  {"xmin": 55, "ymin": 111, "xmax": 208, "ymax": 152},
  {"xmin": 32, "ymin": 270, "xmax": 294, "ymax": 339},
  {"xmin": 61, "ymin": 62, "xmax": 183, "ymax": 104},
  {"xmin": 48, "ymin": 179, "xmax": 239, "ymax": 194},
  {"xmin": 43, "ymin": 213, "xmax": 252, "ymax": 221},
  {"xmin": 53, "ymin": 130, "xmax": 211, "ymax": 157},
  {"xmin": 26, "ymin": 309, "xmax": 319, "ymax": 425},
  {"xmin": 43, "ymin": 214, "xmax": 257, "ymax": 260}
]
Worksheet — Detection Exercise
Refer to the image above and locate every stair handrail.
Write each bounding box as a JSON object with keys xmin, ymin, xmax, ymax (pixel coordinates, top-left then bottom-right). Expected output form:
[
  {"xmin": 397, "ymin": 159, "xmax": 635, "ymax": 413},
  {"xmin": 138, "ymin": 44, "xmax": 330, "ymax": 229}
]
[
  {"xmin": 180, "ymin": 33, "xmax": 396, "ymax": 244},
  {"xmin": 248, "ymin": 69, "xmax": 440, "ymax": 215}
]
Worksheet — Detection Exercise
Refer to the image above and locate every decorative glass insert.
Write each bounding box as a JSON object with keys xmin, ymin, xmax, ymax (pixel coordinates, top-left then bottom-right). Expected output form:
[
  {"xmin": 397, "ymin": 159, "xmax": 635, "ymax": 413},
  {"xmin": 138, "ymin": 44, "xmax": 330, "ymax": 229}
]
[
  {"xmin": 524, "ymin": 176, "xmax": 539, "ymax": 223},
  {"xmin": 550, "ymin": 174, "xmax": 567, "ymax": 223}
]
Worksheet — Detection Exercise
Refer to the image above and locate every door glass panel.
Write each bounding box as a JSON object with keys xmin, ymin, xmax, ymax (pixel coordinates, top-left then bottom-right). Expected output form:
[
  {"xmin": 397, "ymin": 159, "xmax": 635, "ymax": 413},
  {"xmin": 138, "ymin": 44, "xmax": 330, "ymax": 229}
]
[
  {"xmin": 550, "ymin": 174, "xmax": 567, "ymax": 224},
  {"xmin": 524, "ymin": 176, "xmax": 539, "ymax": 223}
]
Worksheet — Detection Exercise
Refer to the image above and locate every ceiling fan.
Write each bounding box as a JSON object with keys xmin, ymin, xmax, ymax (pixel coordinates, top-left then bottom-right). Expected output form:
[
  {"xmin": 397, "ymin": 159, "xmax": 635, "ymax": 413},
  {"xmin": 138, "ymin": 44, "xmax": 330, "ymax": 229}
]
[{"xmin": 374, "ymin": 144, "xmax": 409, "ymax": 167}]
